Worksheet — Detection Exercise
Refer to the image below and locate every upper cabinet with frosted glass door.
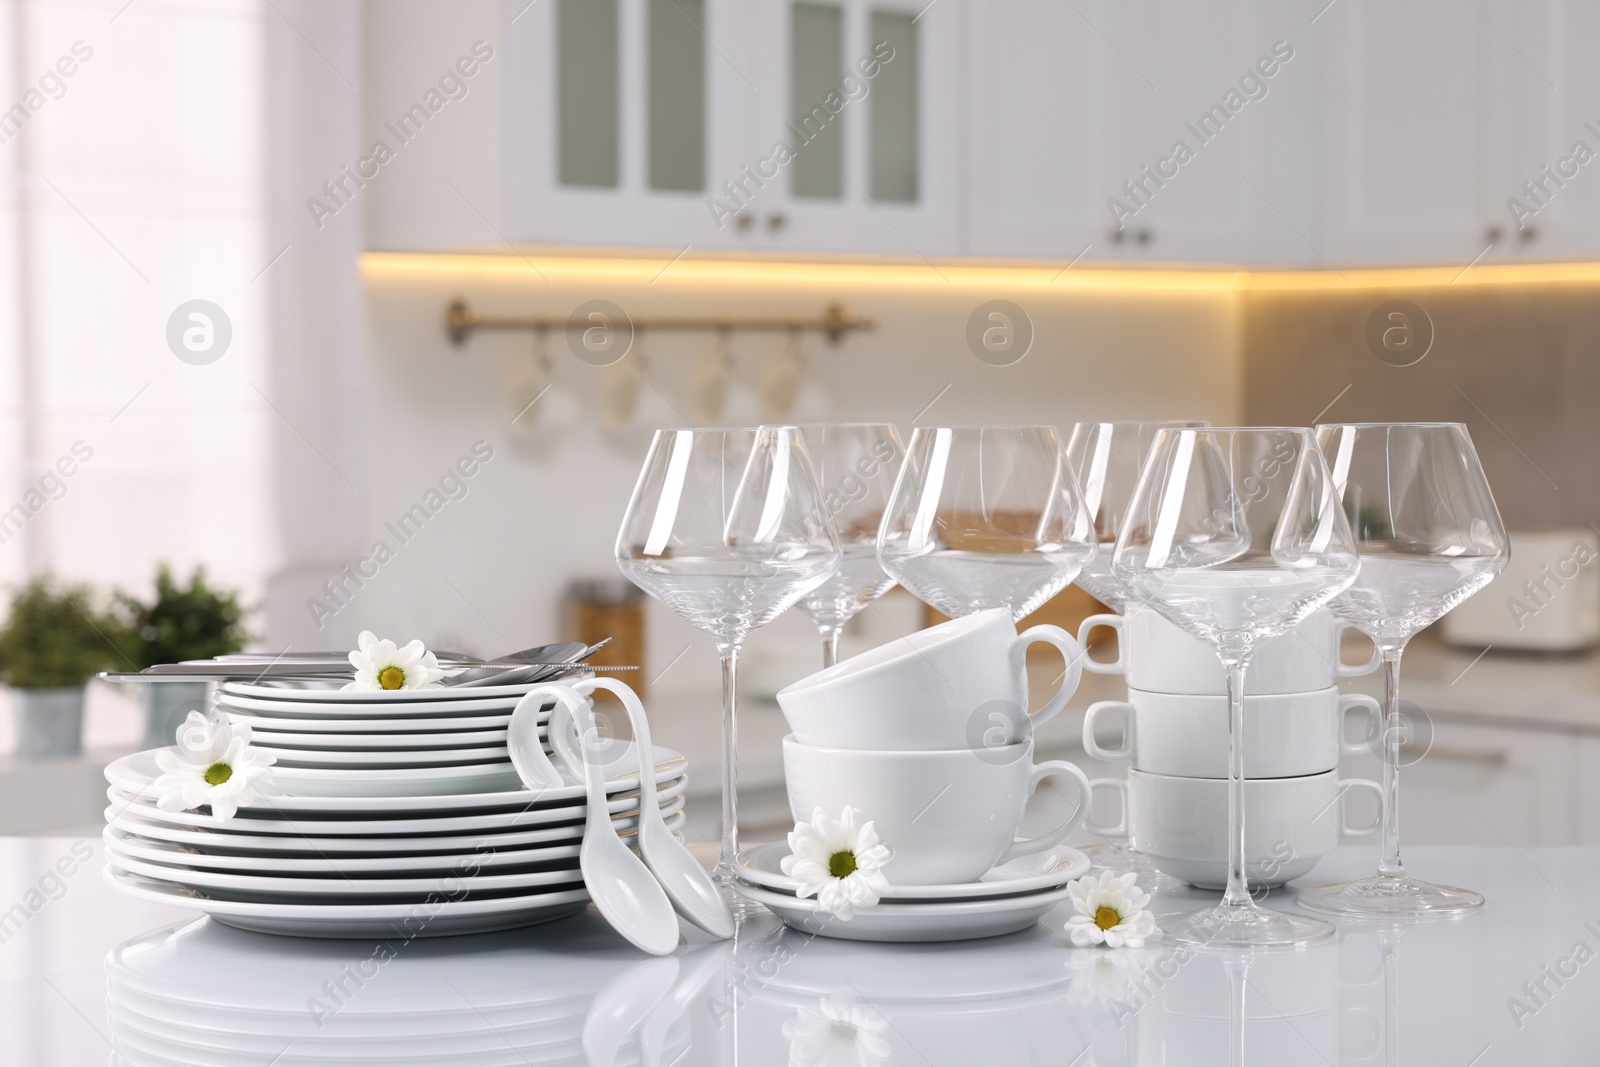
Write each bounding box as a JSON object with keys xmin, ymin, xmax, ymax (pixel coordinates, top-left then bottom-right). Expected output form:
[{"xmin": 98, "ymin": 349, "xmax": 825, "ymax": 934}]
[
  {"xmin": 506, "ymin": 0, "xmax": 965, "ymax": 253},
  {"xmin": 737, "ymin": 0, "xmax": 965, "ymax": 254},
  {"xmin": 507, "ymin": 0, "xmax": 757, "ymax": 248}
]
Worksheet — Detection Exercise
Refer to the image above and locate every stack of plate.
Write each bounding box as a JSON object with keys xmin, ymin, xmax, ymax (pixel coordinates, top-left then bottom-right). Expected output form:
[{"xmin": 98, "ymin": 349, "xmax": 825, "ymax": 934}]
[
  {"xmin": 212, "ymin": 679, "xmax": 562, "ymax": 797},
  {"xmin": 732, "ymin": 842, "xmax": 1091, "ymax": 942},
  {"xmin": 106, "ymin": 915, "xmax": 695, "ymax": 1066},
  {"xmin": 103, "ymin": 738, "xmax": 690, "ymax": 938}
]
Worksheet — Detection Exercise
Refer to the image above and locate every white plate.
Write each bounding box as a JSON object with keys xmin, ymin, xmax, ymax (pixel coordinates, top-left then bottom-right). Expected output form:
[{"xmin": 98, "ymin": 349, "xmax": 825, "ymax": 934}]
[
  {"xmin": 736, "ymin": 842, "xmax": 1090, "ymax": 901},
  {"xmin": 106, "ymin": 850, "xmax": 587, "ymax": 901},
  {"xmin": 221, "ymin": 680, "xmax": 556, "ymax": 704},
  {"xmin": 272, "ymin": 762, "xmax": 526, "ymax": 797},
  {"xmin": 104, "ymin": 814, "xmax": 686, "ymax": 874},
  {"xmin": 223, "ymin": 710, "xmax": 523, "ymax": 732},
  {"xmin": 106, "ymin": 747, "xmax": 686, "ymax": 812},
  {"xmin": 107, "ymin": 776, "xmax": 689, "ymax": 836},
  {"xmin": 255, "ymin": 744, "xmax": 511, "ymax": 766},
  {"xmin": 107, "ymin": 795, "xmax": 686, "ymax": 856},
  {"xmin": 243, "ymin": 726, "xmax": 512, "ymax": 748},
  {"xmin": 732, "ymin": 881, "xmax": 1076, "ymax": 942},
  {"xmin": 106, "ymin": 868, "xmax": 593, "ymax": 938}
]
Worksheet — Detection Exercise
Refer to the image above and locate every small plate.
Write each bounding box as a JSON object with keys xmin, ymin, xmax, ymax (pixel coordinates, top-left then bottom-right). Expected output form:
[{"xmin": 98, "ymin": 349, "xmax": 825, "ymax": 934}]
[
  {"xmin": 105, "ymin": 868, "xmax": 592, "ymax": 938},
  {"xmin": 221, "ymin": 710, "xmax": 526, "ymax": 732},
  {"xmin": 253, "ymin": 743, "xmax": 511, "ymax": 766},
  {"xmin": 242, "ymin": 726, "xmax": 511, "ymax": 749},
  {"xmin": 220, "ymin": 680, "xmax": 555, "ymax": 704},
  {"xmin": 271, "ymin": 762, "xmax": 525, "ymax": 797},
  {"xmin": 732, "ymin": 881, "xmax": 1076, "ymax": 943},
  {"xmin": 736, "ymin": 842, "xmax": 1089, "ymax": 901}
]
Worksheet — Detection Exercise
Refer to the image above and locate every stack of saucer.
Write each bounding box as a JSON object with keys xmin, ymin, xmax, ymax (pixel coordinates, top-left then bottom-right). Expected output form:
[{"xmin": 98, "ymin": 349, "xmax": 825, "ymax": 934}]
[
  {"xmin": 102, "ymin": 739, "xmax": 689, "ymax": 937},
  {"xmin": 213, "ymin": 679, "xmax": 551, "ymax": 797},
  {"xmin": 756, "ymin": 609, "xmax": 1095, "ymax": 941}
]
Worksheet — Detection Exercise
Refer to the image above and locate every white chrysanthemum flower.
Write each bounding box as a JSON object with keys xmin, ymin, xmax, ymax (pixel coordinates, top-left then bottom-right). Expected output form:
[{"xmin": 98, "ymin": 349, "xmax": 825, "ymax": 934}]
[
  {"xmin": 346, "ymin": 630, "xmax": 445, "ymax": 691},
  {"xmin": 1065, "ymin": 870, "xmax": 1160, "ymax": 948},
  {"xmin": 780, "ymin": 806, "xmax": 892, "ymax": 921},
  {"xmin": 153, "ymin": 711, "xmax": 276, "ymax": 822},
  {"xmin": 781, "ymin": 993, "xmax": 891, "ymax": 1067}
]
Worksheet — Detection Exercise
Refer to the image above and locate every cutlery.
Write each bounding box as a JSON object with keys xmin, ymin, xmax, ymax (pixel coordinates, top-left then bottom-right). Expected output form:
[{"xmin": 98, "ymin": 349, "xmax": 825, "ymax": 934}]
[
  {"xmin": 506, "ymin": 688, "xmax": 570, "ymax": 792},
  {"xmin": 564, "ymin": 692, "xmax": 681, "ymax": 956},
  {"xmin": 591, "ymin": 676, "xmax": 733, "ymax": 938},
  {"xmin": 448, "ymin": 640, "xmax": 592, "ymax": 687}
]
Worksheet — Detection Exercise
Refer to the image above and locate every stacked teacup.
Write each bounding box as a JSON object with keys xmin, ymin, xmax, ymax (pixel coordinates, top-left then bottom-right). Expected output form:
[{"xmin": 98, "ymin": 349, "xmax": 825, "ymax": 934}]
[
  {"xmin": 749, "ymin": 608, "xmax": 1098, "ymax": 942},
  {"xmin": 1077, "ymin": 607, "xmax": 1385, "ymax": 889}
]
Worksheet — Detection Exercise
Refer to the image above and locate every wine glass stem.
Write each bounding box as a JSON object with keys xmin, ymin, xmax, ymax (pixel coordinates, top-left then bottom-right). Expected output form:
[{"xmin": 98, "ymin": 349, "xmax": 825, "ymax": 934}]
[
  {"xmin": 1221, "ymin": 661, "xmax": 1254, "ymax": 910},
  {"xmin": 819, "ymin": 626, "xmax": 842, "ymax": 669},
  {"xmin": 1378, "ymin": 646, "xmax": 1407, "ymax": 879},
  {"xmin": 716, "ymin": 643, "xmax": 741, "ymax": 884}
]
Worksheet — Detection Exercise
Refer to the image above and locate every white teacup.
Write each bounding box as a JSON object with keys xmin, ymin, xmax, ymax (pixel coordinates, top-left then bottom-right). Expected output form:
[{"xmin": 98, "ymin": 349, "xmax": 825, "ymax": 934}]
[
  {"xmin": 776, "ymin": 607, "xmax": 1083, "ymax": 751},
  {"xmin": 1078, "ymin": 606, "xmax": 1380, "ymax": 695},
  {"xmin": 782, "ymin": 735, "xmax": 1091, "ymax": 885},
  {"xmin": 1090, "ymin": 768, "xmax": 1383, "ymax": 889},
  {"xmin": 1083, "ymin": 686, "xmax": 1381, "ymax": 779}
]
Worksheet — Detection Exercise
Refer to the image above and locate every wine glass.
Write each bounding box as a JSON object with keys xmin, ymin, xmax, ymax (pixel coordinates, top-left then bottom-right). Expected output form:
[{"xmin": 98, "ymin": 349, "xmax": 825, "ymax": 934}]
[
  {"xmin": 796, "ymin": 424, "xmax": 905, "ymax": 667},
  {"xmin": 877, "ymin": 425, "xmax": 1097, "ymax": 621},
  {"xmin": 1298, "ymin": 422, "xmax": 1508, "ymax": 918},
  {"xmin": 616, "ymin": 426, "xmax": 841, "ymax": 894},
  {"xmin": 1063, "ymin": 420, "xmax": 1206, "ymax": 889},
  {"xmin": 1112, "ymin": 427, "xmax": 1359, "ymax": 947}
]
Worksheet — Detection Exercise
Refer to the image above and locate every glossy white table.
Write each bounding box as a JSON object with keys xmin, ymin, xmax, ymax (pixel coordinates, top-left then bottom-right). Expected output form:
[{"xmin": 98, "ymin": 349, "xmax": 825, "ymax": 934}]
[{"xmin": 1, "ymin": 838, "xmax": 1593, "ymax": 1065}]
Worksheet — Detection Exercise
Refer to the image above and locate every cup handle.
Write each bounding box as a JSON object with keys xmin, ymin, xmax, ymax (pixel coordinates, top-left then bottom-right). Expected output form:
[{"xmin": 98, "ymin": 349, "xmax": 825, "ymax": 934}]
[
  {"xmin": 1011, "ymin": 624, "xmax": 1083, "ymax": 730},
  {"xmin": 1086, "ymin": 777, "xmax": 1129, "ymax": 838},
  {"xmin": 996, "ymin": 759, "xmax": 1092, "ymax": 865},
  {"xmin": 1338, "ymin": 693, "xmax": 1382, "ymax": 756},
  {"xmin": 1082, "ymin": 701, "xmax": 1134, "ymax": 762},
  {"xmin": 1336, "ymin": 778, "xmax": 1385, "ymax": 838},
  {"xmin": 1335, "ymin": 620, "xmax": 1383, "ymax": 677},
  {"xmin": 1075, "ymin": 613, "xmax": 1125, "ymax": 675}
]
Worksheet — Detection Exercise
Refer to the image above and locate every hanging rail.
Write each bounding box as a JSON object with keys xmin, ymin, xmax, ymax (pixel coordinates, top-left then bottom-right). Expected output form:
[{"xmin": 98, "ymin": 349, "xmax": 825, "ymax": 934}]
[{"xmin": 445, "ymin": 300, "xmax": 874, "ymax": 347}]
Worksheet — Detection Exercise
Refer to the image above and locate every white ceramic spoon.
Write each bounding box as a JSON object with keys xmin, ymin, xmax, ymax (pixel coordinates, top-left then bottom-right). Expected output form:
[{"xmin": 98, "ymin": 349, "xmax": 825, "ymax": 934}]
[
  {"xmin": 562, "ymin": 691, "xmax": 681, "ymax": 956},
  {"xmin": 584, "ymin": 678, "xmax": 734, "ymax": 939},
  {"xmin": 582, "ymin": 955, "xmax": 680, "ymax": 1067}
]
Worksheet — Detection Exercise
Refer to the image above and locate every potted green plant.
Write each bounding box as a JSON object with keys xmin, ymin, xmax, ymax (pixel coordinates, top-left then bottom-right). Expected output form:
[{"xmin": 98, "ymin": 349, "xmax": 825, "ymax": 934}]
[
  {"xmin": 118, "ymin": 564, "xmax": 253, "ymax": 748},
  {"xmin": 0, "ymin": 578, "xmax": 126, "ymax": 758}
]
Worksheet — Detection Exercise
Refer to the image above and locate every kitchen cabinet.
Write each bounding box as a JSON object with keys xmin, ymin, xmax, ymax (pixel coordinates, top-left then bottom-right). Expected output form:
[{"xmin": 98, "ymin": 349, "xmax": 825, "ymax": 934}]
[{"xmin": 503, "ymin": 0, "xmax": 964, "ymax": 253}]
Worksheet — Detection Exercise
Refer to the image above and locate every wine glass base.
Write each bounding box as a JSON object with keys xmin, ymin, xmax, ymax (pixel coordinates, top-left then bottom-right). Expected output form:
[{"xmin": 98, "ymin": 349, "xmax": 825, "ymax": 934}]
[
  {"xmin": 1165, "ymin": 903, "xmax": 1337, "ymax": 949},
  {"xmin": 1297, "ymin": 874, "xmax": 1485, "ymax": 918},
  {"xmin": 1081, "ymin": 841, "xmax": 1188, "ymax": 895}
]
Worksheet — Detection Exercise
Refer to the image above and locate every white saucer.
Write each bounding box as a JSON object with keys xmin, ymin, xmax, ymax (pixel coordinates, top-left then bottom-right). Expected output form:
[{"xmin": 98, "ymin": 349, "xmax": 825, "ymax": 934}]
[
  {"xmin": 733, "ymin": 881, "xmax": 1075, "ymax": 943},
  {"xmin": 253, "ymin": 743, "xmax": 512, "ymax": 766},
  {"xmin": 254, "ymin": 762, "xmax": 526, "ymax": 797},
  {"xmin": 736, "ymin": 842, "xmax": 1089, "ymax": 901},
  {"xmin": 106, "ymin": 867, "xmax": 592, "ymax": 937}
]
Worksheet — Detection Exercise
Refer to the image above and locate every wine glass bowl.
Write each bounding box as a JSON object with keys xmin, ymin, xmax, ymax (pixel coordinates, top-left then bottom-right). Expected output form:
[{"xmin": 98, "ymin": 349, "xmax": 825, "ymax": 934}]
[
  {"xmin": 1112, "ymin": 427, "xmax": 1358, "ymax": 948},
  {"xmin": 1299, "ymin": 422, "xmax": 1509, "ymax": 918},
  {"xmin": 877, "ymin": 426, "xmax": 1097, "ymax": 621}
]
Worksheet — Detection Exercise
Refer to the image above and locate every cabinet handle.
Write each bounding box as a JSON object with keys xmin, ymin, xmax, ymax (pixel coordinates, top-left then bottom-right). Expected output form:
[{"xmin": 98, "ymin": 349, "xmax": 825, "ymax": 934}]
[
  {"xmin": 1484, "ymin": 225, "xmax": 1502, "ymax": 245},
  {"xmin": 767, "ymin": 212, "xmax": 787, "ymax": 233},
  {"xmin": 736, "ymin": 213, "xmax": 755, "ymax": 233},
  {"xmin": 1399, "ymin": 740, "xmax": 1508, "ymax": 767},
  {"xmin": 1520, "ymin": 225, "xmax": 1537, "ymax": 243}
]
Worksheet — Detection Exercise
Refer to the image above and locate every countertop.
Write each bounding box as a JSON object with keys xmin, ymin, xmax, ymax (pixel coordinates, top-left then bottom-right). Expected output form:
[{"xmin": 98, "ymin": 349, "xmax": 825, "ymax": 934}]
[{"xmin": 2, "ymin": 837, "xmax": 1596, "ymax": 1064}]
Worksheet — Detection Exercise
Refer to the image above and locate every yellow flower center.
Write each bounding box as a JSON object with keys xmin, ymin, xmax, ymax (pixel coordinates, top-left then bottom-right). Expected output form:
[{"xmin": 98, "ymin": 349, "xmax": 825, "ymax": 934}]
[
  {"xmin": 377, "ymin": 665, "xmax": 406, "ymax": 690},
  {"xmin": 1094, "ymin": 905, "xmax": 1121, "ymax": 931},
  {"xmin": 204, "ymin": 762, "xmax": 233, "ymax": 786},
  {"xmin": 828, "ymin": 851, "xmax": 857, "ymax": 878}
]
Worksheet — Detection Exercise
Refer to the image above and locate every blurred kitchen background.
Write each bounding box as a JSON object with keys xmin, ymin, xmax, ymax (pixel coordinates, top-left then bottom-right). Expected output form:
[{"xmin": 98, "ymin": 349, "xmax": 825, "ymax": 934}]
[{"xmin": 2, "ymin": 0, "xmax": 1598, "ymax": 845}]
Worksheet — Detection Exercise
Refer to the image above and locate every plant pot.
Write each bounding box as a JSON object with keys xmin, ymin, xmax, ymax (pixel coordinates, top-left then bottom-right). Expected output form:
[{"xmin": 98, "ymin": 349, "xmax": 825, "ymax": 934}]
[
  {"xmin": 12, "ymin": 687, "xmax": 86, "ymax": 759},
  {"xmin": 142, "ymin": 682, "xmax": 211, "ymax": 750}
]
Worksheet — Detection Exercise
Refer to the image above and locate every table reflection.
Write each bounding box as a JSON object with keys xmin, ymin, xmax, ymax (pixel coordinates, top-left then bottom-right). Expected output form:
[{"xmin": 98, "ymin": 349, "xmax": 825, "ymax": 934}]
[{"xmin": 103, "ymin": 905, "xmax": 1398, "ymax": 1066}]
